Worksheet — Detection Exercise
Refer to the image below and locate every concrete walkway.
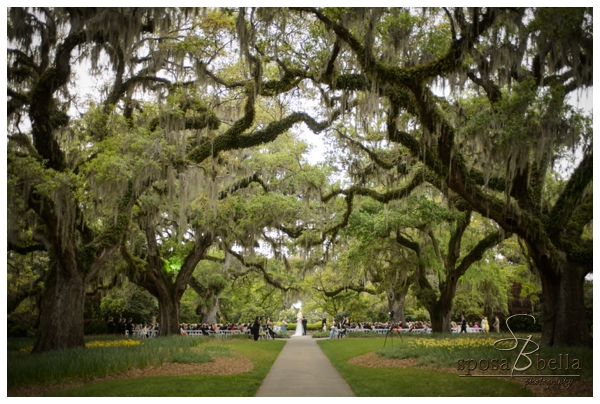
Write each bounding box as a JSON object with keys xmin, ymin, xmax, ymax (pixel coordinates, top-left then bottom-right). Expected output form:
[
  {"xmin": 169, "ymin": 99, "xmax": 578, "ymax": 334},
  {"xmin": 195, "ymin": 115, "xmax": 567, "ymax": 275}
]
[{"xmin": 255, "ymin": 335, "xmax": 355, "ymax": 397}]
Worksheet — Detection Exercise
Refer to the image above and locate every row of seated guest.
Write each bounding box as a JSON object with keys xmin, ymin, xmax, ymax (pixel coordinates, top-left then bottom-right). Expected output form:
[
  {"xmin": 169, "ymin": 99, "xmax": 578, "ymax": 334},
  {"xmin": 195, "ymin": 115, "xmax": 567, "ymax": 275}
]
[
  {"xmin": 346, "ymin": 321, "xmax": 431, "ymax": 331},
  {"xmin": 450, "ymin": 320, "xmax": 486, "ymax": 332},
  {"xmin": 179, "ymin": 323, "xmax": 253, "ymax": 334},
  {"xmin": 134, "ymin": 323, "xmax": 159, "ymax": 331},
  {"xmin": 131, "ymin": 323, "xmax": 159, "ymax": 337}
]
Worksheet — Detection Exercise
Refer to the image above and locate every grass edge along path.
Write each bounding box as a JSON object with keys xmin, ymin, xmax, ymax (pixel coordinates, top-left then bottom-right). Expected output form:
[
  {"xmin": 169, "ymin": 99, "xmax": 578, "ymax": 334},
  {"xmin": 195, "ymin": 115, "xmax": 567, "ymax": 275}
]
[
  {"xmin": 46, "ymin": 339, "xmax": 286, "ymax": 397},
  {"xmin": 317, "ymin": 338, "xmax": 532, "ymax": 397}
]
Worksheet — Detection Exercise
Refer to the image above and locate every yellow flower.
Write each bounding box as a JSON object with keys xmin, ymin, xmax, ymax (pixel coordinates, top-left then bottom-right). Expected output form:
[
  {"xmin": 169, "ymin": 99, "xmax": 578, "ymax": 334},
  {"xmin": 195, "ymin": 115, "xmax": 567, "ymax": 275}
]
[{"xmin": 86, "ymin": 339, "xmax": 141, "ymax": 348}]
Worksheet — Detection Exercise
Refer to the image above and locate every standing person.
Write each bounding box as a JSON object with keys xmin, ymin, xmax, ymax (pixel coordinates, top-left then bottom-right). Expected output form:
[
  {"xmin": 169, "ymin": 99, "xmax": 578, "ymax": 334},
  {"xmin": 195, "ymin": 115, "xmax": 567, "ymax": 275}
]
[
  {"xmin": 329, "ymin": 318, "xmax": 337, "ymax": 339},
  {"xmin": 484, "ymin": 317, "xmax": 490, "ymax": 333},
  {"xmin": 493, "ymin": 316, "xmax": 500, "ymax": 333},
  {"xmin": 302, "ymin": 317, "xmax": 308, "ymax": 335},
  {"xmin": 251, "ymin": 317, "xmax": 261, "ymax": 341},
  {"xmin": 293, "ymin": 312, "xmax": 303, "ymax": 337},
  {"xmin": 126, "ymin": 318, "xmax": 134, "ymax": 336},
  {"xmin": 107, "ymin": 317, "xmax": 114, "ymax": 334},
  {"xmin": 322, "ymin": 316, "xmax": 327, "ymax": 332},
  {"xmin": 281, "ymin": 319, "xmax": 287, "ymax": 333},
  {"xmin": 460, "ymin": 315, "xmax": 467, "ymax": 333}
]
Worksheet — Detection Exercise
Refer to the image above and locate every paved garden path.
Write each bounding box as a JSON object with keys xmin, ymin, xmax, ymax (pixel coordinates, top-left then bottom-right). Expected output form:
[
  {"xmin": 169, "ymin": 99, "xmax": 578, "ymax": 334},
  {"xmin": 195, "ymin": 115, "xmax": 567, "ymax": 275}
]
[{"xmin": 255, "ymin": 335, "xmax": 355, "ymax": 397}]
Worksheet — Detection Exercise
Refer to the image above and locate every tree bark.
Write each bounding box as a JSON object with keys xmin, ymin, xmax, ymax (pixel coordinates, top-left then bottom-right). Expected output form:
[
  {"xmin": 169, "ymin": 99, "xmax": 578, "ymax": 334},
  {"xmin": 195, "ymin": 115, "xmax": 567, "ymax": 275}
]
[
  {"xmin": 534, "ymin": 251, "xmax": 591, "ymax": 347},
  {"xmin": 155, "ymin": 287, "xmax": 182, "ymax": 336},
  {"xmin": 201, "ymin": 295, "xmax": 219, "ymax": 324},
  {"xmin": 29, "ymin": 185, "xmax": 132, "ymax": 353},
  {"xmin": 122, "ymin": 227, "xmax": 213, "ymax": 336},
  {"xmin": 388, "ymin": 294, "xmax": 406, "ymax": 323},
  {"xmin": 429, "ymin": 294, "xmax": 454, "ymax": 333},
  {"xmin": 32, "ymin": 264, "xmax": 86, "ymax": 352},
  {"xmin": 386, "ymin": 279, "xmax": 409, "ymax": 323}
]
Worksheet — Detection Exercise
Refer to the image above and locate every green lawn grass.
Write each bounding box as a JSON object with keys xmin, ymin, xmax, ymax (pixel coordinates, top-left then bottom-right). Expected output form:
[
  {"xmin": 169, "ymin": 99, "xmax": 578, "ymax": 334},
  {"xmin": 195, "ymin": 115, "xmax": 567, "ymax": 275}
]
[
  {"xmin": 375, "ymin": 333, "xmax": 592, "ymax": 379},
  {"xmin": 47, "ymin": 339, "xmax": 285, "ymax": 396},
  {"xmin": 317, "ymin": 338, "xmax": 534, "ymax": 396},
  {"xmin": 8, "ymin": 335, "xmax": 203, "ymax": 389}
]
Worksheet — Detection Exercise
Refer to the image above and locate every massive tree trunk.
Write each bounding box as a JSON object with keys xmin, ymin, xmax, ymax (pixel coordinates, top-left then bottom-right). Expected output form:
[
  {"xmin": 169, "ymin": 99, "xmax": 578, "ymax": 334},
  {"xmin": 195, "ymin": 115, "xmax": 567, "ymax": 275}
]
[
  {"xmin": 32, "ymin": 264, "xmax": 86, "ymax": 352},
  {"xmin": 29, "ymin": 186, "xmax": 133, "ymax": 353},
  {"xmin": 189, "ymin": 275, "xmax": 224, "ymax": 324},
  {"xmin": 388, "ymin": 294, "xmax": 406, "ymax": 323},
  {"xmin": 428, "ymin": 269, "xmax": 460, "ymax": 333},
  {"xmin": 154, "ymin": 286, "xmax": 182, "ymax": 336},
  {"xmin": 386, "ymin": 280, "xmax": 408, "ymax": 323},
  {"xmin": 122, "ymin": 226, "xmax": 213, "ymax": 336},
  {"xmin": 201, "ymin": 295, "xmax": 219, "ymax": 324},
  {"xmin": 533, "ymin": 252, "xmax": 591, "ymax": 347},
  {"xmin": 428, "ymin": 289, "xmax": 455, "ymax": 333},
  {"xmin": 429, "ymin": 309, "xmax": 452, "ymax": 333}
]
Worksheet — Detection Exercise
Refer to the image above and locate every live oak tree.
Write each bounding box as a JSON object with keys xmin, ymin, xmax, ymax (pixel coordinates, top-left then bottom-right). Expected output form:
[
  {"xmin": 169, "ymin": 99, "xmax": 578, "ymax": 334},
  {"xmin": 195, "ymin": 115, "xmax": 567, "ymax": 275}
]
[
  {"xmin": 6, "ymin": 7, "xmax": 190, "ymax": 352},
  {"xmin": 396, "ymin": 201, "xmax": 506, "ymax": 332},
  {"xmin": 337, "ymin": 186, "xmax": 506, "ymax": 331},
  {"xmin": 188, "ymin": 260, "xmax": 228, "ymax": 324},
  {"xmin": 6, "ymin": 7, "xmax": 344, "ymax": 351},
  {"xmin": 290, "ymin": 7, "xmax": 592, "ymax": 347},
  {"xmin": 341, "ymin": 199, "xmax": 417, "ymax": 323},
  {"xmin": 7, "ymin": 7, "xmax": 592, "ymax": 349}
]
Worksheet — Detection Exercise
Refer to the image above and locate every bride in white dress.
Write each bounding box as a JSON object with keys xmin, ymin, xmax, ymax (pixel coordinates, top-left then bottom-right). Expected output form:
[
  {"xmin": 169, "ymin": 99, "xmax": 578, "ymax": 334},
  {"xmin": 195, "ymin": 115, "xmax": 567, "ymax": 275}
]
[{"xmin": 293, "ymin": 311, "xmax": 304, "ymax": 337}]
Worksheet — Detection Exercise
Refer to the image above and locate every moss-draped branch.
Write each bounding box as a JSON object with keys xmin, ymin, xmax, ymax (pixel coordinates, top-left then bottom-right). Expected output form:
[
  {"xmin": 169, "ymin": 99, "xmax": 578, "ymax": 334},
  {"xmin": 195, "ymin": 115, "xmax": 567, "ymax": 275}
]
[
  {"xmin": 314, "ymin": 284, "xmax": 378, "ymax": 298},
  {"xmin": 545, "ymin": 153, "xmax": 593, "ymax": 241},
  {"xmin": 322, "ymin": 168, "xmax": 429, "ymax": 204},
  {"xmin": 225, "ymin": 247, "xmax": 299, "ymax": 292},
  {"xmin": 187, "ymin": 110, "xmax": 338, "ymax": 164}
]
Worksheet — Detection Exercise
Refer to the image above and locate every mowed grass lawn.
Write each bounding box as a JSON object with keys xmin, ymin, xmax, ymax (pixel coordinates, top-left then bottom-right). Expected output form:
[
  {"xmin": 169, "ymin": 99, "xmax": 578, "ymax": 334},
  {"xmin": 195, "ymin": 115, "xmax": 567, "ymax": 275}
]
[
  {"xmin": 317, "ymin": 338, "xmax": 533, "ymax": 397},
  {"xmin": 51, "ymin": 339, "xmax": 285, "ymax": 396},
  {"xmin": 8, "ymin": 336, "xmax": 285, "ymax": 397}
]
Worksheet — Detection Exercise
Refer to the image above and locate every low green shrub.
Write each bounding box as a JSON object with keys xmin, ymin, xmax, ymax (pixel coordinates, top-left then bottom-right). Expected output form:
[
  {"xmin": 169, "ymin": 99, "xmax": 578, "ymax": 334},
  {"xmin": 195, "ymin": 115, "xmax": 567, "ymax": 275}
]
[
  {"xmin": 84, "ymin": 319, "xmax": 107, "ymax": 335},
  {"xmin": 311, "ymin": 331, "xmax": 329, "ymax": 338},
  {"xmin": 307, "ymin": 322, "xmax": 324, "ymax": 331},
  {"xmin": 275, "ymin": 322, "xmax": 323, "ymax": 331}
]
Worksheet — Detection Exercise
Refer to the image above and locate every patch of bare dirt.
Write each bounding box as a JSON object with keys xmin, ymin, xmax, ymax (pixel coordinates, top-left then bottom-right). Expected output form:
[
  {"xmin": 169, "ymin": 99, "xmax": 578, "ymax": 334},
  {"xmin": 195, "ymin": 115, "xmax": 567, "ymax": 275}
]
[
  {"xmin": 8, "ymin": 352, "xmax": 253, "ymax": 397},
  {"xmin": 347, "ymin": 352, "xmax": 592, "ymax": 397}
]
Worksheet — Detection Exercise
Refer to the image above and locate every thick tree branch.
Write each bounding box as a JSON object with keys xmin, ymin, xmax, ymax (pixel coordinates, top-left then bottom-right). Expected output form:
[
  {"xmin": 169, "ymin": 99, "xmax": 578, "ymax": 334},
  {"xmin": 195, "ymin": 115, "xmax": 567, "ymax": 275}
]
[
  {"xmin": 334, "ymin": 128, "xmax": 397, "ymax": 170},
  {"xmin": 8, "ymin": 242, "xmax": 46, "ymax": 254},
  {"xmin": 546, "ymin": 153, "xmax": 593, "ymax": 241},
  {"xmin": 218, "ymin": 173, "xmax": 268, "ymax": 200},
  {"xmin": 454, "ymin": 229, "xmax": 507, "ymax": 276},
  {"xmin": 446, "ymin": 211, "xmax": 471, "ymax": 271},
  {"xmin": 467, "ymin": 71, "xmax": 502, "ymax": 104},
  {"xmin": 225, "ymin": 247, "xmax": 298, "ymax": 292},
  {"xmin": 314, "ymin": 284, "xmax": 378, "ymax": 298},
  {"xmin": 188, "ymin": 110, "xmax": 336, "ymax": 164},
  {"xmin": 322, "ymin": 168, "xmax": 430, "ymax": 203},
  {"xmin": 174, "ymin": 233, "xmax": 213, "ymax": 292},
  {"xmin": 8, "ymin": 277, "xmax": 45, "ymax": 315}
]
